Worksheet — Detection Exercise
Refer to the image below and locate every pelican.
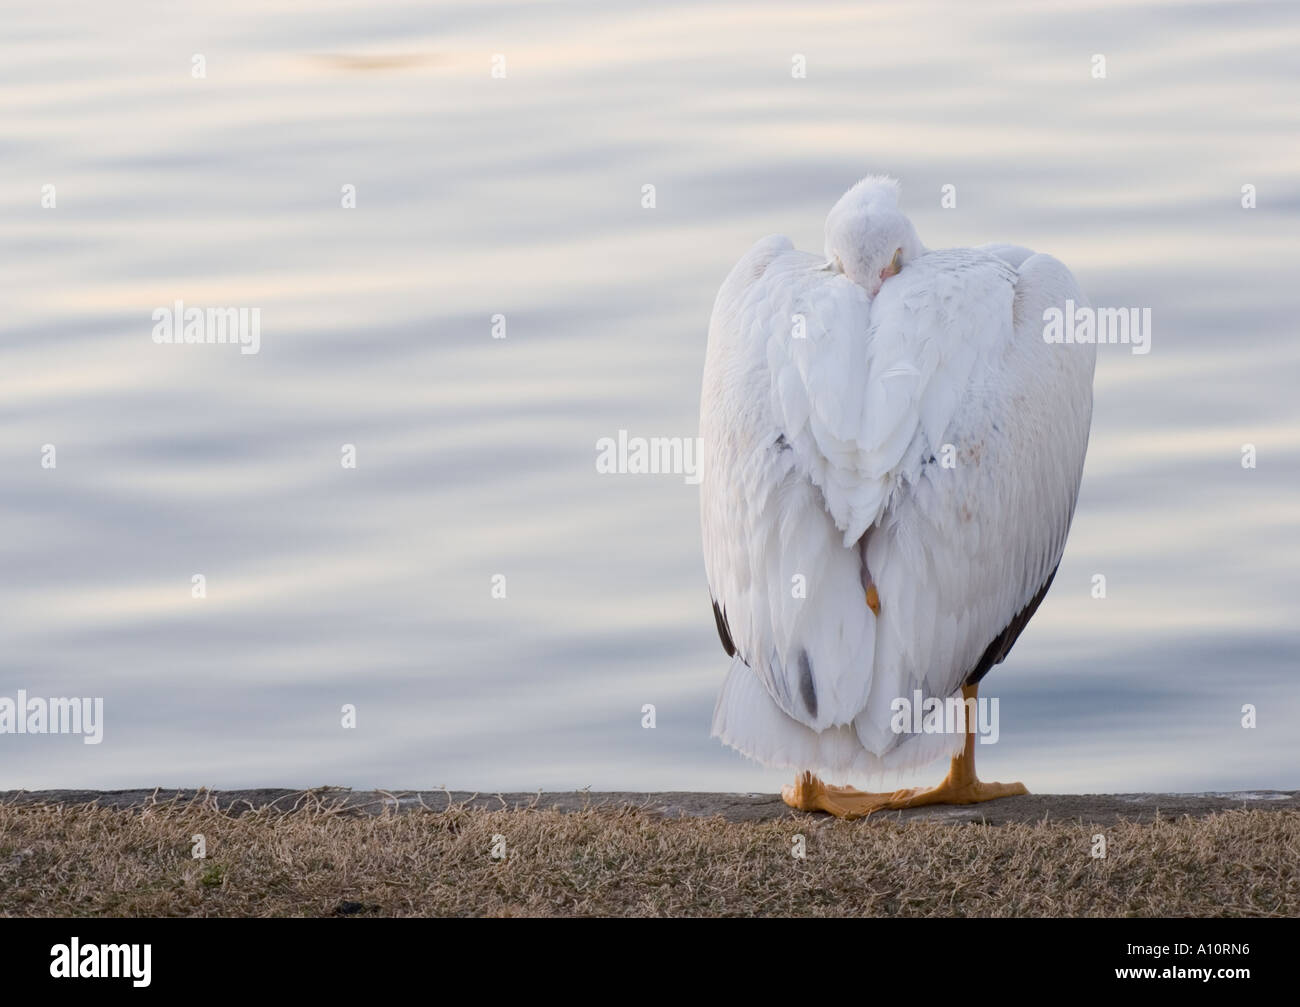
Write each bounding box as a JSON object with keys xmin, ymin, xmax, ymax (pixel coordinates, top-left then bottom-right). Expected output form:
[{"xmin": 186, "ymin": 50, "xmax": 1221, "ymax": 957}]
[{"xmin": 699, "ymin": 176, "xmax": 1096, "ymax": 818}]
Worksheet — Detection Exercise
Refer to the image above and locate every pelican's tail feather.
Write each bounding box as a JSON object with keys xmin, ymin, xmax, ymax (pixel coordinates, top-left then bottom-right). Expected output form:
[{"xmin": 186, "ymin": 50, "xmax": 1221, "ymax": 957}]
[{"xmin": 711, "ymin": 657, "xmax": 964, "ymax": 782}]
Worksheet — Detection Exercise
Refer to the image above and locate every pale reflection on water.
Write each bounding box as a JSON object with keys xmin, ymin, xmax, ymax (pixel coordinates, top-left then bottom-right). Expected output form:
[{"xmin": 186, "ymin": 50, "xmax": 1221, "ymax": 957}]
[{"xmin": 2, "ymin": 1, "xmax": 1298, "ymax": 793}]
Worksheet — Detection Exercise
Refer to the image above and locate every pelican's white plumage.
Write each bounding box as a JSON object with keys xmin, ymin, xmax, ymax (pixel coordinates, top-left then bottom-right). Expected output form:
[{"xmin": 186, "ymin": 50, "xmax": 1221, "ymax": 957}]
[{"xmin": 700, "ymin": 177, "xmax": 1096, "ymax": 781}]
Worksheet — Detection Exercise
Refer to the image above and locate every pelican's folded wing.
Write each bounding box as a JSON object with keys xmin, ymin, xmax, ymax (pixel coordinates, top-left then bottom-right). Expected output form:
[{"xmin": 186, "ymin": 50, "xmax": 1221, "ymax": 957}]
[
  {"xmin": 699, "ymin": 236, "xmax": 936, "ymax": 732},
  {"xmin": 851, "ymin": 251, "xmax": 1097, "ymax": 757}
]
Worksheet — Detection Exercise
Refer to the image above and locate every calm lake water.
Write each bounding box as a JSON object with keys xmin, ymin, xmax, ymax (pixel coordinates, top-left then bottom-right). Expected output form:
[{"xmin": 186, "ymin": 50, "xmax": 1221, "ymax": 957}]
[{"xmin": 2, "ymin": 0, "xmax": 1298, "ymax": 794}]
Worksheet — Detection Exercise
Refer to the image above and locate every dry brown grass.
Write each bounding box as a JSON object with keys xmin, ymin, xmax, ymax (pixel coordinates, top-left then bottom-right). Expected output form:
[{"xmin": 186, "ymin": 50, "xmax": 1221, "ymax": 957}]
[{"xmin": 1, "ymin": 794, "xmax": 1295, "ymax": 917}]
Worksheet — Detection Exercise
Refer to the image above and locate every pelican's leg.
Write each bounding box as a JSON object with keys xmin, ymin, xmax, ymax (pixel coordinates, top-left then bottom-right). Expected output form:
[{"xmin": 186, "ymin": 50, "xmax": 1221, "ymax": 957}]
[{"xmin": 780, "ymin": 684, "xmax": 1027, "ymax": 820}]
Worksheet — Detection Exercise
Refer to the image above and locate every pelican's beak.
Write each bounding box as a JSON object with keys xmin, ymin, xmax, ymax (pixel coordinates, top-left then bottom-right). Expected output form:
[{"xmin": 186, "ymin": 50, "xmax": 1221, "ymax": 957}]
[{"xmin": 880, "ymin": 247, "xmax": 903, "ymax": 281}]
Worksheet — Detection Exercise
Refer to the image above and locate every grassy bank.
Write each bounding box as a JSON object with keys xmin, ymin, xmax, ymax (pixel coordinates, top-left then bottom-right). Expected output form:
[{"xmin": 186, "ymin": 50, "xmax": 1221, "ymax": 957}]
[{"xmin": 1, "ymin": 794, "xmax": 1296, "ymax": 916}]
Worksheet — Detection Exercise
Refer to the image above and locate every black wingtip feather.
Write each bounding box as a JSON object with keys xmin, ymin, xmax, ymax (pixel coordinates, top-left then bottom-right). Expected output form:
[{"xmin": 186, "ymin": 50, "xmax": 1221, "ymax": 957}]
[{"xmin": 711, "ymin": 598, "xmax": 736, "ymax": 657}]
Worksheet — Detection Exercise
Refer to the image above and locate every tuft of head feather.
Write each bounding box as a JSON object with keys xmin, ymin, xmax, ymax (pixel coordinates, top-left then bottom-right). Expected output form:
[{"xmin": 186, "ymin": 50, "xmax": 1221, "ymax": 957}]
[{"xmin": 833, "ymin": 175, "xmax": 901, "ymax": 213}]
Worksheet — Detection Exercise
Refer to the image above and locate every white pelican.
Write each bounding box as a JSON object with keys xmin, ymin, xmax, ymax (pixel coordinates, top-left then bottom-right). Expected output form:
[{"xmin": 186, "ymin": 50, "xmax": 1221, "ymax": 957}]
[{"xmin": 700, "ymin": 176, "xmax": 1096, "ymax": 817}]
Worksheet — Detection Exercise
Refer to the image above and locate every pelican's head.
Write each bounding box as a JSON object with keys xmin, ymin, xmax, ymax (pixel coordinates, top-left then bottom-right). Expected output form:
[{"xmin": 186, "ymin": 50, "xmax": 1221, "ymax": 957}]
[{"xmin": 823, "ymin": 175, "xmax": 924, "ymax": 297}]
